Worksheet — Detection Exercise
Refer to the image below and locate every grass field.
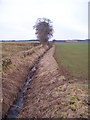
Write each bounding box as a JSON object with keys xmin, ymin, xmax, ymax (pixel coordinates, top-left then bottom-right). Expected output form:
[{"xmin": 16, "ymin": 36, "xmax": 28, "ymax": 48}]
[
  {"xmin": 54, "ymin": 42, "xmax": 88, "ymax": 80},
  {"xmin": 2, "ymin": 42, "xmax": 39, "ymax": 58},
  {"xmin": 2, "ymin": 42, "xmax": 41, "ymax": 71}
]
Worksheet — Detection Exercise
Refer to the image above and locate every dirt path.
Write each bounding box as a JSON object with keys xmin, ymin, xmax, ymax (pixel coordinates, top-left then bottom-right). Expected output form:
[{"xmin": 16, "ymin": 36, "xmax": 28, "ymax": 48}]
[{"xmin": 18, "ymin": 46, "xmax": 88, "ymax": 118}]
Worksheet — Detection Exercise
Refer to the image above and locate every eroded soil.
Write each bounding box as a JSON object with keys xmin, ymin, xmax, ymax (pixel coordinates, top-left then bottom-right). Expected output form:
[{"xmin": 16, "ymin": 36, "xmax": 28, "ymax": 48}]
[{"xmin": 18, "ymin": 47, "xmax": 88, "ymax": 118}]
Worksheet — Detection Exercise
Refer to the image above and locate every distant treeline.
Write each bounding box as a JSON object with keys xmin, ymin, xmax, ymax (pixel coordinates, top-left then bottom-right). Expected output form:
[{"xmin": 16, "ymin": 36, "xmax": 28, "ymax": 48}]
[
  {"xmin": 1, "ymin": 40, "xmax": 39, "ymax": 42},
  {"xmin": 1, "ymin": 39, "xmax": 90, "ymax": 42},
  {"xmin": 53, "ymin": 39, "xmax": 90, "ymax": 42}
]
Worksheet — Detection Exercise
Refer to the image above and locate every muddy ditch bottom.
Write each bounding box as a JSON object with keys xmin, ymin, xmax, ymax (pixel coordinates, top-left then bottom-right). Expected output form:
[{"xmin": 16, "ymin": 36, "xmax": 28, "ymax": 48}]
[{"xmin": 3, "ymin": 47, "xmax": 50, "ymax": 119}]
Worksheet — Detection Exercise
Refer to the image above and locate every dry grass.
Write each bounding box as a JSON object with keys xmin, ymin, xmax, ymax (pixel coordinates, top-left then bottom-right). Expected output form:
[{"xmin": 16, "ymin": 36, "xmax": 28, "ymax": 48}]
[
  {"xmin": 2, "ymin": 42, "xmax": 49, "ymax": 117},
  {"xmin": 2, "ymin": 42, "xmax": 40, "ymax": 71},
  {"xmin": 2, "ymin": 42, "xmax": 40, "ymax": 58}
]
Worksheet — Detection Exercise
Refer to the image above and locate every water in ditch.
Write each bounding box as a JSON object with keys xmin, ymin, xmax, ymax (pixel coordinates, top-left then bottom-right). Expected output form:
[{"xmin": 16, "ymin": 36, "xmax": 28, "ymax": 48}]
[{"xmin": 3, "ymin": 47, "xmax": 50, "ymax": 119}]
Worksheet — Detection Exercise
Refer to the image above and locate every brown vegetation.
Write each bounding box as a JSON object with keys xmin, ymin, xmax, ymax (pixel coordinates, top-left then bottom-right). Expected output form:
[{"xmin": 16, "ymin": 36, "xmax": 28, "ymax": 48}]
[{"xmin": 2, "ymin": 42, "xmax": 49, "ymax": 117}]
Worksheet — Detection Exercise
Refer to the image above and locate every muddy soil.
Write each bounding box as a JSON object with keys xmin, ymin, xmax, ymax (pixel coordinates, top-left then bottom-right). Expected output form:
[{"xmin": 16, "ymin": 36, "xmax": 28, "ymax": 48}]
[{"xmin": 18, "ymin": 47, "xmax": 88, "ymax": 118}]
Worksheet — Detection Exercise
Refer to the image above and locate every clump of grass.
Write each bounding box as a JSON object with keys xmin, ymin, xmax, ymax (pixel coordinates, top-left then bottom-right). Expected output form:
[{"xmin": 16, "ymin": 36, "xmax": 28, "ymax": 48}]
[
  {"xmin": 69, "ymin": 96, "xmax": 78, "ymax": 111},
  {"xmin": 70, "ymin": 96, "xmax": 78, "ymax": 105},
  {"xmin": 2, "ymin": 58, "xmax": 12, "ymax": 70},
  {"xmin": 23, "ymin": 49, "xmax": 35, "ymax": 57}
]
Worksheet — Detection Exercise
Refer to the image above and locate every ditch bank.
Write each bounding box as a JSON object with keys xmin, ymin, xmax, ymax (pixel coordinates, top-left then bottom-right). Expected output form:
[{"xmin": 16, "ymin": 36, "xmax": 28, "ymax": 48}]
[
  {"xmin": 2, "ymin": 45, "xmax": 50, "ymax": 118},
  {"xmin": 18, "ymin": 46, "xmax": 88, "ymax": 118}
]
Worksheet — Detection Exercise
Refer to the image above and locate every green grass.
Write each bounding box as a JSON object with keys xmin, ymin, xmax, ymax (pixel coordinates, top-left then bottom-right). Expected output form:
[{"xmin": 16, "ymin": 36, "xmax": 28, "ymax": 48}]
[{"xmin": 54, "ymin": 42, "xmax": 88, "ymax": 80}]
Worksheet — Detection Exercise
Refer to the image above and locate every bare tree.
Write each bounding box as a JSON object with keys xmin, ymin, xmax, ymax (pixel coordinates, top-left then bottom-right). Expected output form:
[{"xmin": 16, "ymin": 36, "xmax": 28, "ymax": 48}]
[{"xmin": 33, "ymin": 18, "xmax": 54, "ymax": 45}]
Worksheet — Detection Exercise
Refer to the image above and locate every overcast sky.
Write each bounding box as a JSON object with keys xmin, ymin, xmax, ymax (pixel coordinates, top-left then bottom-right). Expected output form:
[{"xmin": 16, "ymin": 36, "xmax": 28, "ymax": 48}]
[{"xmin": 0, "ymin": 0, "xmax": 89, "ymax": 40}]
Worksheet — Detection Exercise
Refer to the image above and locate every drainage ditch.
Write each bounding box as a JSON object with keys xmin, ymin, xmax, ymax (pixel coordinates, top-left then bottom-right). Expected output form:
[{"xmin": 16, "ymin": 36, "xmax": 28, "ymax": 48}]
[{"xmin": 3, "ymin": 47, "xmax": 50, "ymax": 119}]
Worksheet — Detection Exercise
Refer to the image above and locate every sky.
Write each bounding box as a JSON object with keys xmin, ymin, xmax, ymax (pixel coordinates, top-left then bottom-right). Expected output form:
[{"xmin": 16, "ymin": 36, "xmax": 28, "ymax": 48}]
[{"xmin": 0, "ymin": 0, "xmax": 89, "ymax": 40}]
